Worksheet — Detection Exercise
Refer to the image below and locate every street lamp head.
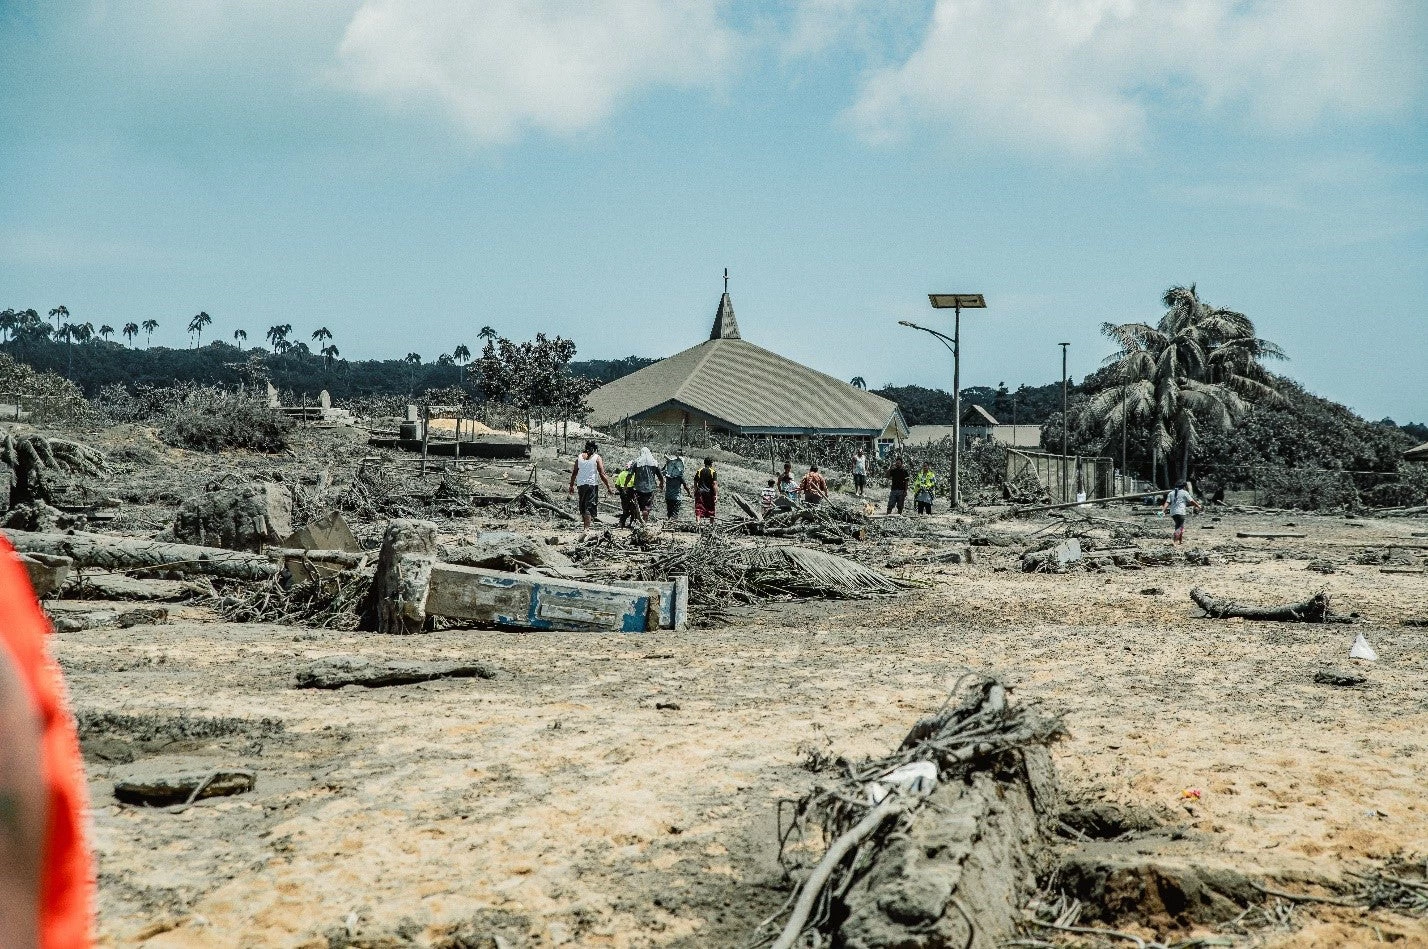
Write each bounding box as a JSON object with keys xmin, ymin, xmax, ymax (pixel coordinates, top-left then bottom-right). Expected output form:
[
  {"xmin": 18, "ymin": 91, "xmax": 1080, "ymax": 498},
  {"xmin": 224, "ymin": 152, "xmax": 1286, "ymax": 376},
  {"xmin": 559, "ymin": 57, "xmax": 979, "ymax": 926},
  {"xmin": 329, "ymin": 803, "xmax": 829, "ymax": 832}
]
[
  {"xmin": 929, "ymin": 293, "xmax": 986, "ymax": 309},
  {"xmin": 897, "ymin": 320, "xmax": 915, "ymax": 327}
]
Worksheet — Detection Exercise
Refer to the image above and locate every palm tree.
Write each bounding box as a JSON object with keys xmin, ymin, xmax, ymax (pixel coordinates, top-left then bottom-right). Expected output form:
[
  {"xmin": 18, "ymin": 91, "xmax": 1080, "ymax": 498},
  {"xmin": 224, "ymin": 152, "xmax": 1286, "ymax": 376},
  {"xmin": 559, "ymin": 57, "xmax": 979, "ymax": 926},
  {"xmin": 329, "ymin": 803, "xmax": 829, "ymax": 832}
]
[
  {"xmin": 234, "ymin": 328, "xmax": 248, "ymax": 347},
  {"xmin": 99, "ymin": 324, "xmax": 115, "ymax": 343},
  {"xmin": 48, "ymin": 305, "xmax": 69, "ymax": 333},
  {"xmin": 141, "ymin": 318, "xmax": 159, "ymax": 347},
  {"xmin": 72, "ymin": 322, "xmax": 94, "ymax": 343},
  {"xmin": 0, "ymin": 310, "xmax": 16, "ymax": 344},
  {"xmin": 405, "ymin": 352, "xmax": 422, "ymax": 391},
  {"xmin": 311, "ymin": 327, "xmax": 333, "ymax": 345},
  {"xmin": 850, "ymin": 376, "xmax": 866, "ymax": 389},
  {"xmin": 123, "ymin": 322, "xmax": 139, "ymax": 347},
  {"xmin": 478, "ymin": 326, "xmax": 497, "ymax": 342},
  {"xmin": 1091, "ymin": 284, "xmax": 1285, "ymax": 484},
  {"xmin": 265, "ymin": 324, "xmax": 292, "ymax": 354},
  {"xmin": 321, "ymin": 343, "xmax": 340, "ymax": 371},
  {"xmin": 187, "ymin": 311, "xmax": 212, "ymax": 347}
]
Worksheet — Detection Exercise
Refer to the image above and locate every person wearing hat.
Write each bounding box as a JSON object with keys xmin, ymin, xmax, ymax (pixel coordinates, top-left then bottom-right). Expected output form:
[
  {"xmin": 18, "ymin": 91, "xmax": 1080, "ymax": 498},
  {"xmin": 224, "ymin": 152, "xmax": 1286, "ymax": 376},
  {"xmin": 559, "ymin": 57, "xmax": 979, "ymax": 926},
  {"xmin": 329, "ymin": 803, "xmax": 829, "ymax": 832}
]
[
  {"xmin": 662, "ymin": 454, "xmax": 692, "ymax": 518},
  {"xmin": 631, "ymin": 447, "xmax": 665, "ymax": 522}
]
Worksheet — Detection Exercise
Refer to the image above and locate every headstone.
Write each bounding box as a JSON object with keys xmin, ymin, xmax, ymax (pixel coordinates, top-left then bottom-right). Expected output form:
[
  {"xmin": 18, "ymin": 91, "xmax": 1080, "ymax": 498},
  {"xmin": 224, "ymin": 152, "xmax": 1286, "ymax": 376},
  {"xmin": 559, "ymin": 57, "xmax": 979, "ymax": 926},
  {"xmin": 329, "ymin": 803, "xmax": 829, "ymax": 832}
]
[
  {"xmin": 405, "ymin": 404, "xmax": 420, "ymax": 423},
  {"xmin": 319, "ymin": 389, "xmax": 332, "ymax": 409},
  {"xmin": 266, "ymin": 383, "xmax": 280, "ymax": 408}
]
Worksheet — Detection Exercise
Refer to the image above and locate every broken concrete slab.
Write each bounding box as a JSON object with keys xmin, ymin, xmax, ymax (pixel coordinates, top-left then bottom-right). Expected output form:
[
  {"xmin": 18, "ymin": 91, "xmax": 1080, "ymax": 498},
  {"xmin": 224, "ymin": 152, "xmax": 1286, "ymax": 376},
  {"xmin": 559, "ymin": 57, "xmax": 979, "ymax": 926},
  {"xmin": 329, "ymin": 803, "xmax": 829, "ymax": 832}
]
[
  {"xmin": 1314, "ymin": 667, "xmax": 1368, "ymax": 687},
  {"xmin": 1021, "ymin": 538, "xmax": 1083, "ymax": 572},
  {"xmin": 113, "ymin": 763, "xmax": 256, "ymax": 806},
  {"xmin": 294, "ymin": 655, "xmax": 497, "ymax": 689},
  {"xmin": 60, "ymin": 572, "xmax": 194, "ymax": 601},
  {"xmin": 281, "ymin": 511, "xmax": 361, "ymax": 586},
  {"xmin": 172, "ymin": 480, "xmax": 294, "ymax": 553},
  {"xmin": 14, "ymin": 551, "xmax": 70, "ymax": 597}
]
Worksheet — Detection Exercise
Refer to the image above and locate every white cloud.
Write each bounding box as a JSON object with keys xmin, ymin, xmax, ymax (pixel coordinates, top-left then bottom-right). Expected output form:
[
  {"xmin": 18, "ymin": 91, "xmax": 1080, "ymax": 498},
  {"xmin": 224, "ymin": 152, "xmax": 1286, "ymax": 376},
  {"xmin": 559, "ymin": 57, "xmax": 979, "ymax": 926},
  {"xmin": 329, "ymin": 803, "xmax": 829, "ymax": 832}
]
[
  {"xmin": 331, "ymin": 0, "xmax": 738, "ymax": 143},
  {"xmin": 847, "ymin": 0, "xmax": 1427, "ymax": 154}
]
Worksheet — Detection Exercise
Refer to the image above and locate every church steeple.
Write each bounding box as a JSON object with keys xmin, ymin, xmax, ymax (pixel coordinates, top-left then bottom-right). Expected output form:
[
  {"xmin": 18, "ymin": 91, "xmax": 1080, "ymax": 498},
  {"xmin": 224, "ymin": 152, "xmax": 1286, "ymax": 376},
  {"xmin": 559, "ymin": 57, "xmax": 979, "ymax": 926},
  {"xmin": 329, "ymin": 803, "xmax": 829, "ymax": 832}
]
[{"xmin": 710, "ymin": 268, "xmax": 741, "ymax": 340}]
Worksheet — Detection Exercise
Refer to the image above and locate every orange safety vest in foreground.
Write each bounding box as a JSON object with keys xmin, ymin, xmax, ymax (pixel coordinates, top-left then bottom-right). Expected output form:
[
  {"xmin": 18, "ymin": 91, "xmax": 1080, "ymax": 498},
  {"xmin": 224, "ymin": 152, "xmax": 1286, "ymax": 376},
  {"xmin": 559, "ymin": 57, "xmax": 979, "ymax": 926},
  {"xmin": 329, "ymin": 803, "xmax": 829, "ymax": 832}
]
[{"xmin": 0, "ymin": 537, "xmax": 94, "ymax": 947}]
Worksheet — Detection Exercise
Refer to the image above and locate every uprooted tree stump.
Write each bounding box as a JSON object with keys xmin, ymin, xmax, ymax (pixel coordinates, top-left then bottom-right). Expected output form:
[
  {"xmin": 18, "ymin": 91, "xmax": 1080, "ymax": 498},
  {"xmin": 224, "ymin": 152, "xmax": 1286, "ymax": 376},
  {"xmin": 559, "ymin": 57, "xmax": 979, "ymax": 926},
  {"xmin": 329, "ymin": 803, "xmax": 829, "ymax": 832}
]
[
  {"xmin": 758, "ymin": 678, "xmax": 1064, "ymax": 949},
  {"xmin": 1190, "ymin": 587, "xmax": 1355, "ymax": 623},
  {"xmin": 373, "ymin": 518, "xmax": 437, "ymax": 634}
]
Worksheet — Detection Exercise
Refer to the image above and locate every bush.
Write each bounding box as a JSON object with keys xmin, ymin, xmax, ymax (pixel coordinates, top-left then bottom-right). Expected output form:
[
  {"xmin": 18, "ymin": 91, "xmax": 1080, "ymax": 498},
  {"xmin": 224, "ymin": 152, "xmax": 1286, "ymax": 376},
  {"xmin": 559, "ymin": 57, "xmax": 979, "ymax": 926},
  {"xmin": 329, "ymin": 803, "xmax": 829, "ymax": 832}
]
[
  {"xmin": 160, "ymin": 386, "xmax": 292, "ymax": 453},
  {"xmin": 0, "ymin": 353, "xmax": 93, "ymax": 424},
  {"xmin": 1256, "ymin": 467, "xmax": 1360, "ymax": 510},
  {"xmin": 1359, "ymin": 466, "xmax": 1428, "ymax": 508},
  {"xmin": 93, "ymin": 384, "xmax": 291, "ymax": 452}
]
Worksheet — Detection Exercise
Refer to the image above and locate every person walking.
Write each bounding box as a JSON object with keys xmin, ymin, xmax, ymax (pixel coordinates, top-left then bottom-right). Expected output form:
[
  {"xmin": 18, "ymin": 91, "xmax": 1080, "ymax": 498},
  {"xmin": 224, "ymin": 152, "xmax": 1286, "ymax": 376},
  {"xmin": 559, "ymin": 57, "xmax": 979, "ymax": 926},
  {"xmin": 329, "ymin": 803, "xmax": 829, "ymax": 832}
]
[
  {"xmin": 0, "ymin": 536, "xmax": 95, "ymax": 948},
  {"xmin": 913, "ymin": 462, "xmax": 937, "ymax": 515},
  {"xmin": 886, "ymin": 456, "xmax": 910, "ymax": 514},
  {"xmin": 631, "ymin": 447, "xmax": 664, "ymax": 522},
  {"xmin": 662, "ymin": 454, "xmax": 691, "ymax": 518},
  {"xmin": 850, "ymin": 449, "xmax": 868, "ymax": 497},
  {"xmin": 693, "ymin": 457, "xmax": 718, "ymax": 523},
  {"xmin": 1161, "ymin": 479, "xmax": 1202, "ymax": 544},
  {"xmin": 613, "ymin": 463, "xmax": 639, "ymax": 528},
  {"xmin": 800, "ymin": 465, "xmax": 829, "ymax": 505},
  {"xmin": 777, "ymin": 461, "xmax": 798, "ymax": 502},
  {"xmin": 567, "ymin": 440, "xmax": 614, "ymax": 533}
]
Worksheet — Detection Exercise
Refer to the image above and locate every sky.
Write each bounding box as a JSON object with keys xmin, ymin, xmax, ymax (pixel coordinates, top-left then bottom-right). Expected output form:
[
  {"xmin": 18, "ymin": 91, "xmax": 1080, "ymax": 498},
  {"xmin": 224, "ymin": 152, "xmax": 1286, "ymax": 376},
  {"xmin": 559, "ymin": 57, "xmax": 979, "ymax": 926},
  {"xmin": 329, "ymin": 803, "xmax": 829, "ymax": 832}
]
[{"xmin": 2, "ymin": 0, "xmax": 1426, "ymax": 421}]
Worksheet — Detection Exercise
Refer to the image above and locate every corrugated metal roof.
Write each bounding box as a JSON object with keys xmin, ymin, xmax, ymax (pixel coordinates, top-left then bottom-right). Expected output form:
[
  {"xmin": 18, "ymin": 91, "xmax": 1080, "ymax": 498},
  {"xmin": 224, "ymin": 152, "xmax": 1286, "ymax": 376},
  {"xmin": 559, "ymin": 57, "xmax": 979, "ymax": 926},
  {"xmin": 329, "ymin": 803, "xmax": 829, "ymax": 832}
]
[
  {"xmin": 1406, "ymin": 441, "xmax": 1428, "ymax": 462},
  {"xmin": 961, "ymin": 404, "xmax": 999, "ymax": 426},
  {"xmin": 586, "ymin": 336, "xmax": 905, "ymax": 435}
]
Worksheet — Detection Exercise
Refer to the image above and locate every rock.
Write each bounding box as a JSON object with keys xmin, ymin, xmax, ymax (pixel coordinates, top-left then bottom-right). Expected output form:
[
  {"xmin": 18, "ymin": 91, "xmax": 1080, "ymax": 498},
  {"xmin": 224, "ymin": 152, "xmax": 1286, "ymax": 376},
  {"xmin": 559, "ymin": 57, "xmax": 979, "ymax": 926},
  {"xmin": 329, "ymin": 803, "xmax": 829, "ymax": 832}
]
[
  {"xmin": 171, "ymin": 480, "xmax": 294, "ymax": 553},
  {"xmin": 1057, "ymin": 842, "xmax": 1259, "ymax": 926},
  {"xmin": 295, "ymin": 655, "xmax": 497, "ymax": 689},
  {"xmin": 113, "ymin": 763, "xmax": 256, "ymax": 806},
  {"xmin": 1139, "ymin": 586, "xmax": 1165, "ymax": 596},
  {"xmin": 1314, "ymin": 667, "xmax": 1367, "ymax": 687},
  {"xmin": 14, "ymin": 551, "xmax": 71, "ymax": 597}
]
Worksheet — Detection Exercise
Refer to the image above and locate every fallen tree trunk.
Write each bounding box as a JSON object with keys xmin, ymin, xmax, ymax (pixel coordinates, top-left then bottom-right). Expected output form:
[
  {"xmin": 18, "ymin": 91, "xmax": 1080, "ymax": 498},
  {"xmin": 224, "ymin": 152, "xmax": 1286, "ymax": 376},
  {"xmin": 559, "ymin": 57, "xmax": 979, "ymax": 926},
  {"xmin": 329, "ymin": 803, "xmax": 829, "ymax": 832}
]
[
  {"xmin": 3, "ymin": 530, "xmax": 276, "ymax": 581},
  {"xmin": 758, "ymin": 678, "xmax": 1063, "ymax": 949},
  {"xmin": 1190, "ymin": 587, "xmax": 1354, "ymax": 623},
  {"xmin": 294, "ymin": 656, "xmax": 496, "ymax": 689}
]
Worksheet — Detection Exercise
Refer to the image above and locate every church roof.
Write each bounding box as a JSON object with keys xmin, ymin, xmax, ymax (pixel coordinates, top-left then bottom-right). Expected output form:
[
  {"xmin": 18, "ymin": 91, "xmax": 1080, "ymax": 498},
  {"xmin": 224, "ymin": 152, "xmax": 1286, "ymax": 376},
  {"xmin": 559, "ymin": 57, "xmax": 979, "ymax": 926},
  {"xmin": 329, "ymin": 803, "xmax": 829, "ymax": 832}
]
[
  {"xmin": 1406, "ymin": 441, "xmax": 1428, "ymax": 463},
  {"xmin": 585, "ymin": 291, "xmax": 905, "ymax": 437}
]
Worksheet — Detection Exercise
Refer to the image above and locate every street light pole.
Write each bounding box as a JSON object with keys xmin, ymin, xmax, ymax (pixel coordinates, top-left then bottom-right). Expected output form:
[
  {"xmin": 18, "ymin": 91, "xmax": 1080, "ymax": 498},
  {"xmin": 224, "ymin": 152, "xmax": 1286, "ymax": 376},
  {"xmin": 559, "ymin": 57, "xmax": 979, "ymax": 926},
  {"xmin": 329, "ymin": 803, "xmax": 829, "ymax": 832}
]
[
  {"xmin": 1059, "ymin": 342, "xmax": 1070, "ymax": 504},
  {"xmin": 924, "ymin": 293, "xmax": 986, "ymax": 512}
]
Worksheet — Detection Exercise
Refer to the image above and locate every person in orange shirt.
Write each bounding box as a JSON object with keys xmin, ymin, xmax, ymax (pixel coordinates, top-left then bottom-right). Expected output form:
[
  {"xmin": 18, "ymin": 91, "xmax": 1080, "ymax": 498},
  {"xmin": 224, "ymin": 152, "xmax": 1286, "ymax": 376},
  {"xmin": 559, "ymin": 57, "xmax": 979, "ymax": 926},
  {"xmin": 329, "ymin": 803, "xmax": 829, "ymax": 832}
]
[{"xmin": 0, "ymin": 537, "xmax": 94, "ymax": 948}]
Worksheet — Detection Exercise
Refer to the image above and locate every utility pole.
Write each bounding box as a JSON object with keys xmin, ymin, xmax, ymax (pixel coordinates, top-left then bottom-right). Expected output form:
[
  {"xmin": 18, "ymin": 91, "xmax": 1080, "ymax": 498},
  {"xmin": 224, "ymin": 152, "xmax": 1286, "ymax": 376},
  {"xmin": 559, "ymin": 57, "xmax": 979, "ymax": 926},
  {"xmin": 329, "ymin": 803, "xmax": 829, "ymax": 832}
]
[
  {"xmin": 1059, "ymin": 342, "xmax": 1069, "ymax": 503},
  {"xmin": 1120, "ymin": 385, "xmax": 1128, "ymax": 493}
]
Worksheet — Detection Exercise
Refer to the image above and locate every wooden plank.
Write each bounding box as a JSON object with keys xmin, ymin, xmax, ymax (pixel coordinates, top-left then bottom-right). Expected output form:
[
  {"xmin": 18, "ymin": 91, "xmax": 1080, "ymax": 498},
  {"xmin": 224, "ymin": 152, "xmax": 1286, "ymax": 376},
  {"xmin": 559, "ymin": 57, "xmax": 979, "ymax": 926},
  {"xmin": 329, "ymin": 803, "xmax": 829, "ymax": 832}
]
[
  {"xmin": 1236, "ymin": 532, "xmax": 1308, "ymax": 539},
  {"xmin": 425, "ymin": 563, "xmax": 651, "ymax": 632},
  {"xmin": 1381, "ymin": 568, "xmax": 1427, "ymax": 575},
  {"xmin": 603, "ymin": 579, "xmax": 677, "ymax": 629}
]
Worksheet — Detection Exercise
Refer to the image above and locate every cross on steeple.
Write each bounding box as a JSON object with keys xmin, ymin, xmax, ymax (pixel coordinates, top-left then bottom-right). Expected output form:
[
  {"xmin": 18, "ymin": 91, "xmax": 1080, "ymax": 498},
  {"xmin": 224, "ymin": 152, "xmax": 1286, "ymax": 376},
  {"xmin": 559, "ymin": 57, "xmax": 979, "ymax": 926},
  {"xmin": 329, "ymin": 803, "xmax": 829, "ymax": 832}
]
[{"xmin": 710, "ymin": 268, "xmax": 741, "ymax": 340}]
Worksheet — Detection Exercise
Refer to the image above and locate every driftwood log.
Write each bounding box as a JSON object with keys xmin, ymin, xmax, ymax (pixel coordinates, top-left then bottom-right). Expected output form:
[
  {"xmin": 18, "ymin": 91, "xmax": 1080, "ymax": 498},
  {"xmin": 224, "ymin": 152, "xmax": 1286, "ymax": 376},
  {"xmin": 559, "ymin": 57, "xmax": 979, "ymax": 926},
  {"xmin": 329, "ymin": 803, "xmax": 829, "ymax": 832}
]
[
  {"xmin": 373, "ymin": 519, "xmax": 437, "ymax": 634},
  {"xmin": 762, "ymin": 679, "xmax": 1062, "ymax": 949},
  {"xmin": 3, "ymin": 530, "xmax": 276, "ymax": 581},
  {"xmin": 295, "ymin": 656, "xmax": 496, "ymax": 689},
  {"xmin": 1190, "ymin": 587, "xmax": 1354, "ymax": 623}
]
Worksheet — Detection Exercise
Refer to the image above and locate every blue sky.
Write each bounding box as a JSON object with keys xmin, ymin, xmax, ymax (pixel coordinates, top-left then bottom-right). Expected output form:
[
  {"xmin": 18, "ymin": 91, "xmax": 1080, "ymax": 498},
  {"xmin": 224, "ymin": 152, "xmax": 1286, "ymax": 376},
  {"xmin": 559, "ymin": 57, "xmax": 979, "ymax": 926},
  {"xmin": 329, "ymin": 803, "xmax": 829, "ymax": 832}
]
[{"xmin": 2, "ymin": 0, "xmax": 1425, "ymax": 420}]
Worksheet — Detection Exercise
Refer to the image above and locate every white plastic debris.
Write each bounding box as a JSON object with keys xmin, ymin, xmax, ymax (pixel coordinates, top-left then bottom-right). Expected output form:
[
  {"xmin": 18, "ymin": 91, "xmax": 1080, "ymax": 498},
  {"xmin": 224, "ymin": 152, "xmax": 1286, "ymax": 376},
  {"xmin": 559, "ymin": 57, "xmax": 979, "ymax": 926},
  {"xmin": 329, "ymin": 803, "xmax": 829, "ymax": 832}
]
[
  {"xmin": 1349, "ymin": 632, "xmax": 1378, "ymax": 662},
  {"xmin": 865, "ymin": 760, "xmax": 939, "ymax": 806}
]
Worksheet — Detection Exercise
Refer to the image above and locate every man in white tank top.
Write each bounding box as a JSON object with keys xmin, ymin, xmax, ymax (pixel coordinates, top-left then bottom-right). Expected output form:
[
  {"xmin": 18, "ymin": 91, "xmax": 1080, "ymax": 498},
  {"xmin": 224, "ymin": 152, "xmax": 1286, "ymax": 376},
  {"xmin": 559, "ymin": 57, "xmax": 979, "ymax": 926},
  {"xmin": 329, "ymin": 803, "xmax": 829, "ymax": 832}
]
[{"xmin": 568, "ymin": 440, "xmax": 614, "ymax": 532}]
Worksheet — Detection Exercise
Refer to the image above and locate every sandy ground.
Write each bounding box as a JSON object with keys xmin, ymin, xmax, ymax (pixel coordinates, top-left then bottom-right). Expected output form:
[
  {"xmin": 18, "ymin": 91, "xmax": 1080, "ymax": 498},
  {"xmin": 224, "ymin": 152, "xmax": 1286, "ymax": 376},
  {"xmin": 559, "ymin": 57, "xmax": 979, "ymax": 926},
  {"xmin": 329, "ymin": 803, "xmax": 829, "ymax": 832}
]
[{"xmin": 52, "ymin": 506, "xmax": 1428, "ymax": 948}]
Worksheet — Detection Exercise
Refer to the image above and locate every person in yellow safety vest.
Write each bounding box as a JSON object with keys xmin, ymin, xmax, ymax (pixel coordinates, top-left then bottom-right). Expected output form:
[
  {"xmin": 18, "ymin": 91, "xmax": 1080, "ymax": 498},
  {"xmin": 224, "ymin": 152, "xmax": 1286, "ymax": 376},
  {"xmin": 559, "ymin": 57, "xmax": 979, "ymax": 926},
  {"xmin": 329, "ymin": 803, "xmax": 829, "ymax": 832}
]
[
  {"xmin": 613, "ymin": 464, "xmax": 639, "ymax": 528},
  {"xmin": 913, "ymin": 463, "xmax": 937, "ymax": 515}
]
